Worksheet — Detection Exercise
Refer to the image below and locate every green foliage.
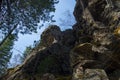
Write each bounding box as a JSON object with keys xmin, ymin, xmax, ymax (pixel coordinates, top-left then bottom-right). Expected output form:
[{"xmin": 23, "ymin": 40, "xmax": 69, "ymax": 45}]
[
  {"xmin": 0, "ymin": 0, "xmax": 59, "ymax": 65},
  {"xmin": 37, "ymin": 55, "xmax": 60, "ymax": 74},
  {"xmin": 56, "ymin": 75, "xmax": 72, "ymax": 80},
  {"xmin": 21, "ymin": 46, "xmax": 32, "ymax": 62},
  {"xmin": 0, "ymin": 0, "xmax": 59, "ymax": 48},
  {"xmin": 0, "ymin": 0, "xmax": 58, "ymax": 35},
  {"xmin": 0, "ymin": 35, "xmax": 15, "ymax": 76},
  {"xmin": 21, "ymin": 40, "xmax": 40, "ymax": 63}
]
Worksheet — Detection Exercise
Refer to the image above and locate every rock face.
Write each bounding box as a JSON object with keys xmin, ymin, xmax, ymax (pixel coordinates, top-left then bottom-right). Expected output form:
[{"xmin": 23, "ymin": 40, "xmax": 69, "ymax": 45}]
[
  {"xmin": 41, "ymin": 25, "xmax": 62, "ymax": 47},
  {"xmin": 73, "ymin": 65, "xmax": 109, "ymax": 80},
  {"xmin": 1, "ymin": 0, "xmax": 120, "ymax": 80}
]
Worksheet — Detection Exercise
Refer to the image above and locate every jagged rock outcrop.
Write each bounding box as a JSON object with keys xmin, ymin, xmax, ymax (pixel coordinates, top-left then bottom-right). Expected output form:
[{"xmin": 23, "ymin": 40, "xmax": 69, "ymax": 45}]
[
  {"xmin": 72, "ymin": 65, "xmax": 109, "ymax": 80},
  {"xmin": 0, "ymin": 0, "xmax": 120, "ymax": 80},
  {"xmin": 40, "ymin": 25, "xmax": 62, "ymax": 47},
  {"xmin": 0, "ymin": 25, "xmax": 74, "ymax": 80},
  {"xmin": 72, "ymin": 0, "xmax": 120, "ymax": 80}
]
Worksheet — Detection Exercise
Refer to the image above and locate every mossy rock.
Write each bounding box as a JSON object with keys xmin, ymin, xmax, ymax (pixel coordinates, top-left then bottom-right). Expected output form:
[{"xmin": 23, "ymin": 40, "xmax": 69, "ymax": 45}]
[
  {"xmin": 79, "ymin": 36, "xmax": 93, "ymax": 43},
  {"xmin": 70, "ymin": 43, "xmax": 95, "ymax": 67},
  {"xmin": 36, "ymin": 55, "xmax": 61, "ymax": 74},
  {"xmin": 56, "ymin": 75, "xmax": 72, "ymax": 80},
  {"xmin": 114, "ymin": 27, "xmax": 120, "ymax": 37}
]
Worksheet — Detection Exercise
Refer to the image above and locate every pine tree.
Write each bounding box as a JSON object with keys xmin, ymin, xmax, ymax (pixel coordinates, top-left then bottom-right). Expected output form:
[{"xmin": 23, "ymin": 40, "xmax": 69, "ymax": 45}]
[
  {"xmin": 21, "ymin": 46, "xmax": 32, "ymax": 62},
  {"xmin": 0, "ymin": 0, "xmax": 59, "ymax": 47},
  {"xmin": 0, "ymin": 35, "xmax": 15, "ymax": 76}
]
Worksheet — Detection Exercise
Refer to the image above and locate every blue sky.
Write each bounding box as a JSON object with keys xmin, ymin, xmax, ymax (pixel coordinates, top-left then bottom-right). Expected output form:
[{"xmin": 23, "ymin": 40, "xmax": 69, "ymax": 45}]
[{"xmin": 10, "ymin": 0, "xmax": 76, "ymax": 66}]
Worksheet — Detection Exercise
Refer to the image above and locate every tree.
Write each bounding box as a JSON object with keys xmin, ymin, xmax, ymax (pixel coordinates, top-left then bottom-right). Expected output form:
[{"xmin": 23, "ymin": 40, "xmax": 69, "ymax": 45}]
[
  {"xmin": 8, "ymin": 54, "xmax": 22, "ymax": 68},
  {"xmin": 21, "ymin": 45, "xmax": 33, "ymax": 63},
  {"xmin": 0, "ymin": 0, "xmax": 59, "ymax": 47},
  {"xmin": 0, "ymin": 34, "xmax": 15, "ymax": 76},
  {"xmin": 0, "ymin": 0, "xmax": 2, "ymax": 11}
]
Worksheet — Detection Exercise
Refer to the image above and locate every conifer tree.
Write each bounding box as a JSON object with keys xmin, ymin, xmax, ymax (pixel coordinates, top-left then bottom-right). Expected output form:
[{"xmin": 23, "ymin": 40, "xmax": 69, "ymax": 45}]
[{"xmin": 0, "ymin": 35, "xmax": 15, "ymax": 76}]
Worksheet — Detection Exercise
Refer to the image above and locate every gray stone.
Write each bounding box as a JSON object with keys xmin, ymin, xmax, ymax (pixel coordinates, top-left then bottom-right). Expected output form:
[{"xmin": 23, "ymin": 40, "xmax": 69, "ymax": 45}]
[
  {"xmin": 41, "ymin": 25, "xmax": 62, "ymax": 47},
  {"xmin": 84, "ymin": 69, "xmax": 109, "ymax": 80},
  {"xmin": 41, "ymin": 73, "xmax": 56, "ymax": 80}
]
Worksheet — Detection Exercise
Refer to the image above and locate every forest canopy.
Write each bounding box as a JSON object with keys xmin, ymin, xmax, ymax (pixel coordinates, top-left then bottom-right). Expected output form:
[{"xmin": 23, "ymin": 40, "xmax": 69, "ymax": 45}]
[
  {"xmin": 0, "ymin": 0, "xmax": 59, "ymax": 76},
  {"xmin": 0, "ymin": 0, "xmax": 59, "ymax": 46}
]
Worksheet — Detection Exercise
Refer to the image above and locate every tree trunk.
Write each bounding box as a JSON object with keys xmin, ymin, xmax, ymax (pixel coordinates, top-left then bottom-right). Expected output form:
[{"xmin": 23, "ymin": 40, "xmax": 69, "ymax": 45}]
[{"xmin": 0, "ymin": 24, "xmax": 17, "ymax": 47}]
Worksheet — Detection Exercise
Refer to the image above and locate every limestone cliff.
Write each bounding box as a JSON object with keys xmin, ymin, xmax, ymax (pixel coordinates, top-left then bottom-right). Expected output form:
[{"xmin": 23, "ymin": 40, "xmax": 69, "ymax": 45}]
[{"xmin": 0, "ymin": 0, "xmax": 120, "ymax": 80}]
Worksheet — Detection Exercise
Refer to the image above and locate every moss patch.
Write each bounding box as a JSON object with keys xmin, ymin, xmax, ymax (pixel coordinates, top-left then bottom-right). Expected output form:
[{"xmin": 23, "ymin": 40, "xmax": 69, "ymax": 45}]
[
  {"xmin": 56, "ymin": 75, "xmax": 72, "ymax": 80},
  {"xmin": 36, "ymin": 55, "xmax": 60, "ymax": 74}
]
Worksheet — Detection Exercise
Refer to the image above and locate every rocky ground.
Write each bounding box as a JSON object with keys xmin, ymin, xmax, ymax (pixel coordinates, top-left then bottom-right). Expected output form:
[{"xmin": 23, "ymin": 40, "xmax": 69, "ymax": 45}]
[{"xmin": 0, "ymin": 0, "xmax": 120, "ymax": 80}]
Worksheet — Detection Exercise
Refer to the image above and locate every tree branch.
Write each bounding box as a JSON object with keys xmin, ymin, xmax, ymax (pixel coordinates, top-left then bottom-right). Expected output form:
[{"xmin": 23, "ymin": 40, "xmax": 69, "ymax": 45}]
[
  {"xmin": 0, "ymin": 0, "xmax": 2, "ymax": 12},
  {"xmin": 6, "ymin": 0, "xmax": 11, "ymax": 15},
  {"xmin": 0, "ymin": 24, "xmax": 18, "ymax": 47}
]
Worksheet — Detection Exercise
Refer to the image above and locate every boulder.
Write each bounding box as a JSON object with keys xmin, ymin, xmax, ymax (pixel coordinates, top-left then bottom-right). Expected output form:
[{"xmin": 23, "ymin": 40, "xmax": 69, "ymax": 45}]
[
  {"xmin": 84, "ymin": 69, "xmax": 109, "ymax": 80},
  {"xmin": 70, "ymin": 42, "xmax": 110, "ymax": 68},
  {"xmin": 72, "ymin": 64, "xmax": 109, "ymax": 80},
  {"xmin": 72, "ymin": 65, "xmax": 84, "ymax": 80},
  {"xmin": 40, "ymin": 25, "xmax": 62, "ymax": 47},
  {"xmin": 70, "ymin": 43, "xmax": 97, "ymax": 68},
  {"xmin": 61, "ymin": 29, "xmax": 76, "ymax": 48},
  {"xmin": 40, "ymin": 73, "xmax": 55, "ymax": 80}
]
